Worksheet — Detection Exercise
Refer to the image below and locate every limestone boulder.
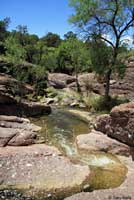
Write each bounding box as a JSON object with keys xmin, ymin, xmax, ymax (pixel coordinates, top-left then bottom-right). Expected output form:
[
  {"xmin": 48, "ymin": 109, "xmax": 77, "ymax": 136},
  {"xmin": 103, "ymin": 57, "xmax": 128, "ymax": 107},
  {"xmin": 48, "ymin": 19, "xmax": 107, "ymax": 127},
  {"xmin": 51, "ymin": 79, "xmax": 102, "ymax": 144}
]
[
  {"xmin": 91, "ymin": 64, "xmax": 134, "ymax": 100},
  {"xmin": 20, "ymin": 101, "xmax": 51, "ymax": 117}
]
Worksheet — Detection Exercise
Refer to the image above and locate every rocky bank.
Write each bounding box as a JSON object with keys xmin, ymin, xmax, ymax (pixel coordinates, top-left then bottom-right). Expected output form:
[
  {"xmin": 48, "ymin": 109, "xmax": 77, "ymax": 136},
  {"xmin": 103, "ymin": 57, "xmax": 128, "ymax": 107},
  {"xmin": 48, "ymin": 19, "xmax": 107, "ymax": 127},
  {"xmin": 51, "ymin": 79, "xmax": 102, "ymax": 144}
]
[
  {"xmin": 95, "ymin": 102, "xmax": 134, "ymax": 160},
  {"xmin": 0, "ymin": 68, "xmax": 134, "ymax": 200},
  {"xmin": 47, "ymin": 61, "xmax": 134, "ymax": 104},
  {"xmin": 0, "ymin": 73, "xmax": 51, "ymax": 116},
  {"xmin": 0, "ymin": 115, "xmax": 41, "ymax": 147}
]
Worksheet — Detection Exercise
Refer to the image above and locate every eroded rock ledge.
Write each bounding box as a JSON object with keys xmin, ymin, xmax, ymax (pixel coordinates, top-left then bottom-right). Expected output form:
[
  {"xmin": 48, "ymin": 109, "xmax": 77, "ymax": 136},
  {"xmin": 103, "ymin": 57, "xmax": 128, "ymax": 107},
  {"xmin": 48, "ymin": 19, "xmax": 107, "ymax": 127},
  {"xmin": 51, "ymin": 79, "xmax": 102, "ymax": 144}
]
[
  {"xmin": 0, "ymin": 115, "xmax": 41, "ymax": 147},
  {"xmin": 95, "ymin": 102, "xmax": 134, "ymax": 160},
  {"xmin": 0, "ymin": 101, "xmax": 51, "ymax": 117},
  {"xmin": 0, "ymin": 73, "xmax": 51, "ymax": 117},
  {"xmin": 95, "ymin": 102, "xmax": 134, "ymax": 147}
]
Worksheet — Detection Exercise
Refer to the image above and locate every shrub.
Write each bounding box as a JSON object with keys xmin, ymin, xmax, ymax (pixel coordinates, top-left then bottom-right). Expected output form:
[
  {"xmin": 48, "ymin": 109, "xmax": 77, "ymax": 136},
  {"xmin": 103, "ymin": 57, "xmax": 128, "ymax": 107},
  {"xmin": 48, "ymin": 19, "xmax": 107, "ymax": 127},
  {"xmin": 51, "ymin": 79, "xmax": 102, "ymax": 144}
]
[{"xmin": 83, "ymin": 95, "xmax": 129, "ymax": 112}]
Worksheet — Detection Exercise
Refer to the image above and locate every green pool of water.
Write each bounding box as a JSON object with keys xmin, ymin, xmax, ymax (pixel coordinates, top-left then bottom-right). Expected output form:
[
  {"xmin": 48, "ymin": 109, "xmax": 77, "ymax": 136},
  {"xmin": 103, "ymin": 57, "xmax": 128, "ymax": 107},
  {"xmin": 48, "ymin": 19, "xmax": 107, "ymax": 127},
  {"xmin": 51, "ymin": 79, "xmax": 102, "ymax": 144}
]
[
  {"xmin": 32, "ymin": 107, "xmax": 127, "ymax": 190},
  {"xmin": 32, "ymin": 107, "xmax": 90, "ymax": 155}
]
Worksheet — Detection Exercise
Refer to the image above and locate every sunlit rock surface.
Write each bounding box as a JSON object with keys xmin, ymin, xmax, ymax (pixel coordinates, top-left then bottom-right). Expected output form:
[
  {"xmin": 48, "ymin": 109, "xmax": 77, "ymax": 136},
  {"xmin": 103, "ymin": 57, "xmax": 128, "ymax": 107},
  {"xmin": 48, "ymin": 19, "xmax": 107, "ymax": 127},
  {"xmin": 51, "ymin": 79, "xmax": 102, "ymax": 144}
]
[
  {"xmin": 76, "ymin": 130, "xmax": 129, "ymax": 156},
  {"xmin": 0, "ymin": 144, "xmax": 91, "ymax": 199},
  {"xmin": 0, "ymin": 115, "xmax": 40, "ymax": 147}
]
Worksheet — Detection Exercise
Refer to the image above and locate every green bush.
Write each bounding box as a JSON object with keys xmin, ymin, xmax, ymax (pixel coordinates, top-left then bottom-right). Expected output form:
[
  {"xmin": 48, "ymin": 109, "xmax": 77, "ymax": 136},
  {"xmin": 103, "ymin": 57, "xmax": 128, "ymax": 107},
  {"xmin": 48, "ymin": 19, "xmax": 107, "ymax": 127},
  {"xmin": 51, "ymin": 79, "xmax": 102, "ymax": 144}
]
[
  {"xmin": 45, "ymin": 87, "xmax": 58, "ymax": 98},
  {"xmin": 0, "ymin": 56, "xmax": 48, "ymax": 97},
  {"xmin": 31, "ymin": 66, "xmax": 48, "ymax": 96},
  {"xmin": 83, "ymin": 95, "xmax": 129, "ymax": 112}
]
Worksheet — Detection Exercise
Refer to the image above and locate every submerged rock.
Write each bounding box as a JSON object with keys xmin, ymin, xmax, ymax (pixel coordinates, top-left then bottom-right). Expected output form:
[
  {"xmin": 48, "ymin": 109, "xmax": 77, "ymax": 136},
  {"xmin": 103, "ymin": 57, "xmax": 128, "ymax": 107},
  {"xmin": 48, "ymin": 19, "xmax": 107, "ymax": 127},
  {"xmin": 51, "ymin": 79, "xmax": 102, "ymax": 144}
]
[
  {"xmin": 76, "ymin": 130, "xmax": 130, "ymax": 156},
  {"xmin": 95, "ymin": 102, "xmax": 134, "ymax": 147},
  {"xmin": 0, "ymin": 144, "xmax": 91, "ymax": 199}
]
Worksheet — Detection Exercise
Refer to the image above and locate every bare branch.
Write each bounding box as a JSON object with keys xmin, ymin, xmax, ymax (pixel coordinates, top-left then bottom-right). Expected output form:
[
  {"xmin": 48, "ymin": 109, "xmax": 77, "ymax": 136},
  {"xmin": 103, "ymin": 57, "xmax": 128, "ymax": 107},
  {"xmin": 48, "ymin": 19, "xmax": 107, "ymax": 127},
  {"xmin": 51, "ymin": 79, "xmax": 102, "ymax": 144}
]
[
  {"xmin": 111, "ymin": 0, "xmax": 119, "ymax": 38},
  {"xmin": 100, "ymin": 36, "xmax": 115, "ymax": 48},
  {"xmin": 119, "ymin": 19, "xmax": 134, "ymax": 38}
]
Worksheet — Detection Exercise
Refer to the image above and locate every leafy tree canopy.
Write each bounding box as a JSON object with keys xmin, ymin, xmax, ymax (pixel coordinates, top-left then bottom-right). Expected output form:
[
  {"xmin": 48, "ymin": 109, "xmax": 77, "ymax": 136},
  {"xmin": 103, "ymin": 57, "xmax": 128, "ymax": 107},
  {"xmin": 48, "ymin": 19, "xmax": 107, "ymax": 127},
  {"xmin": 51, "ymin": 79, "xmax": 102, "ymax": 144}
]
[
  {"xmin": 64, "ymin": 31, "xmax": 77, "ymax": 40},
  {"xmin": 0, "ymin": 17, "xmax": 10, "ymax": 40},
  {"xmin": 5, "ymin": 35, "xmax": 26, "ymax": 63},
  {"xmin": 57, "ymin": 38, "xmax": 91, "ymax": 75},
  {"xmin": 69, "ymin": 0, "xmax": 134, "ymax": 48},
  {"xmin": 69, "ymin": 0, "xmax": 134, "ymax": 98},
  {"xmin": 41, "ymin": 32, "xmax": 62, "ymax": 47}
]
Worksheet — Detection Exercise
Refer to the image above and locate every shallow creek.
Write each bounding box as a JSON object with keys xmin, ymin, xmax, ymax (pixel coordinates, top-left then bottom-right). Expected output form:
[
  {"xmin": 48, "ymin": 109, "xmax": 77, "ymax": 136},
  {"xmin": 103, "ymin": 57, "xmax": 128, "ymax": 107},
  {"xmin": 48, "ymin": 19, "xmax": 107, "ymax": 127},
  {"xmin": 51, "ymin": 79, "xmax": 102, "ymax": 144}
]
[
  {"xmin": 32, "ymin": 107, "xmax": 127, "ymax": 190},
  {"xmin": 0, "ymin": 107, "xmax": 127, "ymax": 200}
]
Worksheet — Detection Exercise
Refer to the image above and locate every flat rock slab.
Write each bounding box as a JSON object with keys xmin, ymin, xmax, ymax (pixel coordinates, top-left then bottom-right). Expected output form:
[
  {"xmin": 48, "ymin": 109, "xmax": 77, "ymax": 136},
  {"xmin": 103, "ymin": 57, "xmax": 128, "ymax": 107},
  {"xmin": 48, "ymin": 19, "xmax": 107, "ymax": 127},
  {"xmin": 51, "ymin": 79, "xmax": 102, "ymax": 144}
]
[
  {"xmin": 0, "ymin": 144, "xmax": 91, "ymax": 199},
  {"xmin": 76, "ymin": 131, "xmax": 129, "ymax": 156},
  {"xmin": 0, "ymin": 115, "xmax": 41, "ymax": 147},
  {"xmin": 65, "ymin": 156, "xmax": 134, "ymax": 200},
  {"xmin": 68, "ymin": 109, "xmax": 96, "ymax": 123}
]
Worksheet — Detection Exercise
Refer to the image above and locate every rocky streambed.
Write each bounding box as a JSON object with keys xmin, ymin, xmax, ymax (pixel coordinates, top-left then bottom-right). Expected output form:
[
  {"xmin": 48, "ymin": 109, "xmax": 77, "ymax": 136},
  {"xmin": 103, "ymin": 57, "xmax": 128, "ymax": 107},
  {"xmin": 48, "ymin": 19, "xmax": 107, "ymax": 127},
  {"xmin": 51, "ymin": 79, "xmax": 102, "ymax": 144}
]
[{"xmin": 0, "ymin": 103, "xmax": 134, "ymax": 200}]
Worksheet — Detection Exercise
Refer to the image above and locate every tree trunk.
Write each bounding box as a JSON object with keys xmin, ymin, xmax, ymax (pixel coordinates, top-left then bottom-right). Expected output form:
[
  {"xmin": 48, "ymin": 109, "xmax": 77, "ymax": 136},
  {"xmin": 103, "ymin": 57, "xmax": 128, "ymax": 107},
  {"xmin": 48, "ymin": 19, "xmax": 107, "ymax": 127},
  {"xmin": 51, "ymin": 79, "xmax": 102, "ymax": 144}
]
[
  {"xmin": 75, "ymin": 73, "xmax": 81, "ymax": 93},
  {"xmin": 104, "ymin": 69, "xmax": 111, "ymax": 101}
]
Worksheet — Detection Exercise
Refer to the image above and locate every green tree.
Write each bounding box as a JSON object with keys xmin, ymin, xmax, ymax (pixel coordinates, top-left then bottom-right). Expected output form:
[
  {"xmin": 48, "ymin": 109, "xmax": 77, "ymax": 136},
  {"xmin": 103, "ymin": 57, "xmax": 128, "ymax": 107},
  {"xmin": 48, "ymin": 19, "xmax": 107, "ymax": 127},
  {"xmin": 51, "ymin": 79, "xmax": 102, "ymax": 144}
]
[
  {"xmin": 57, "ymin": 41, "xmax": 72, "ymax": 73},
  {"xmin": 32, "ymin": 40, "xmax": 47, "ymax": 65},
  {"xmin": 42, "ymin": 32, "xmax": 62, "ymax": 47},
  {"xmin": 15, "ymin": 25, "xmax": 28, "ymax": 46},
  {"xmin": 69, "ymin": 0, "xmax": 134, "ymax": 99},
  {"xmin": 5, "ymin": 36, "xmax": 26, "ymax": 63},
  {"xmin": 11, "ymin": 26, "xmax": 39, "ymax": 63},
  {"xmin": 64, "ymin": 31, "xmax": 77, "ymax": 40},
  {"xmin": 58, "ymin": 38, "xmax": 91, "ymax": 92},
  {"xmin": 40, "ymin": 47, "xmax": 58, "ymax": 71},
  {"xmin": 0, "ymin": 17, "xmax": 10, "ymax": 40},
  {"xmin": 24, "ymin": 34, "xmax": 39, "ymax": 63},
  {"xmin": 0, "ymin": 17, "xmax": 10, "ymax": 54}
]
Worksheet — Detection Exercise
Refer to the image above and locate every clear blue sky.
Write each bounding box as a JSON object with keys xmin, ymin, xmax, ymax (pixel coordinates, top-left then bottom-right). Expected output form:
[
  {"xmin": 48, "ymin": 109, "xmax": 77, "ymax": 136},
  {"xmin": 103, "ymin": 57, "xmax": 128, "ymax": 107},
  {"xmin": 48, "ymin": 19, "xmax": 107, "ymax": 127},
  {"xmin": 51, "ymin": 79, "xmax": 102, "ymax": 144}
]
[{"xmin": 0, "ymin": 0, "xmax": 74, "ymax": 38}]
